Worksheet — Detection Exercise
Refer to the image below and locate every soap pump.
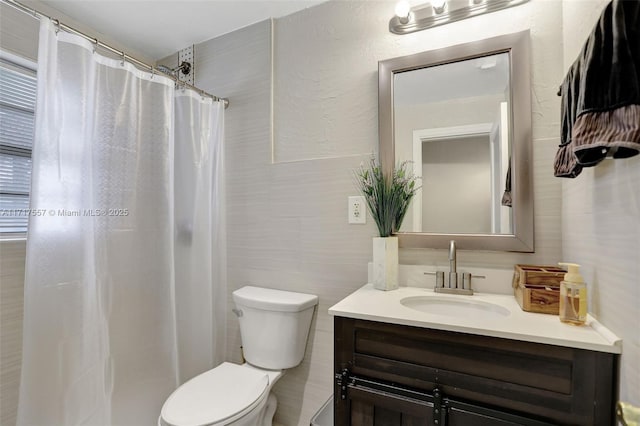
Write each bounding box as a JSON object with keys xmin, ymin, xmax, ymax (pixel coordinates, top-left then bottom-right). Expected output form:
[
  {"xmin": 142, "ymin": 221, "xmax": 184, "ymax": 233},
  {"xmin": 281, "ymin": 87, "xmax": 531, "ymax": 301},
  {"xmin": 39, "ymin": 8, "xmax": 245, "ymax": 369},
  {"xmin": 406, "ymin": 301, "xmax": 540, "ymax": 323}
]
[{"xmin": 558, "ymin": 262, "xmax": 587, "ymax": 325}]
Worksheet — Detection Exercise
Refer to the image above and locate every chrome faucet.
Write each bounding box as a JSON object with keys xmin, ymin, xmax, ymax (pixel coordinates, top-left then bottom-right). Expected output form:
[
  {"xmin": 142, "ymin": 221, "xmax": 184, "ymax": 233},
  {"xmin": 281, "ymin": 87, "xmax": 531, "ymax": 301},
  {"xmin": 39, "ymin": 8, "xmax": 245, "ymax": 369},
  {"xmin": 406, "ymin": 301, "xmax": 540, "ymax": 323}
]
[{"xmin": 424, "ymin": 240, "xmax": 483, "ymax": 295}]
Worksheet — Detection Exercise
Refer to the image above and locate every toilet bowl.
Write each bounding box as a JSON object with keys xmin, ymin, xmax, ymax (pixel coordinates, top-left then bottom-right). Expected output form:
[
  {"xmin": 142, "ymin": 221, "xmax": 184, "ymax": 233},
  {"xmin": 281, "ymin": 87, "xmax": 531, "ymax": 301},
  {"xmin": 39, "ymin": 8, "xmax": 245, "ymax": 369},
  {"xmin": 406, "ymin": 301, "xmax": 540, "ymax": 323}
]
[
  {"xmin": 159, "ymin": 363, "xmax": 282, "ymax": 426},
  {"xmin": 159, "ymin": 286, "xmax": 318, "ymax": 426}
]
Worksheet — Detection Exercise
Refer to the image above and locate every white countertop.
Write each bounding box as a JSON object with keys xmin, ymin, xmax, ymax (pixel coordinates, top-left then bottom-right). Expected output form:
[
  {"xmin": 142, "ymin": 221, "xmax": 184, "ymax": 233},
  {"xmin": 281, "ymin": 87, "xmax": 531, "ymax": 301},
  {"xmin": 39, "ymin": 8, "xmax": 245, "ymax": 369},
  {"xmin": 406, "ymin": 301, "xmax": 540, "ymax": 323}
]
[{"xmin": 328, "ymin": 284, "xmax": 622, "ymax": 354}]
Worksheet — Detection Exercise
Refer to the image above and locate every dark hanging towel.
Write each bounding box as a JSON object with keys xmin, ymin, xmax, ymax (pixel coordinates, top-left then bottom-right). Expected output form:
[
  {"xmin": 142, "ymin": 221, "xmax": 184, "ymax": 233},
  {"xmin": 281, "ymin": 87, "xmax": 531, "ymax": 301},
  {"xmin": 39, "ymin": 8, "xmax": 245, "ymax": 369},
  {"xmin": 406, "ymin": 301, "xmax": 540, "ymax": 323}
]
[
  {"xmin": 554, "ymin": 63, "xmax": 584, "ymax": 178},
  {"xmin": 554, "ymin": 0, "xmax": 640, "ymax": 178},
  {"xmin": 501, "ymin": 161, "xmax": 512, "ymax": 207}
]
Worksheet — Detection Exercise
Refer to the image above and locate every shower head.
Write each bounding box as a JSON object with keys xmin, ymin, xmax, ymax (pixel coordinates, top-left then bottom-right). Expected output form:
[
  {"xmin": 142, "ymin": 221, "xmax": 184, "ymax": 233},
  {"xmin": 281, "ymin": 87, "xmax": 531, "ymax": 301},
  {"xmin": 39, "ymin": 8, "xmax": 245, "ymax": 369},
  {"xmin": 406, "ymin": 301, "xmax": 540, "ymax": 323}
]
[{"xmin": 156, "ymin": 61, "xmax": 191, "ymax": 77}]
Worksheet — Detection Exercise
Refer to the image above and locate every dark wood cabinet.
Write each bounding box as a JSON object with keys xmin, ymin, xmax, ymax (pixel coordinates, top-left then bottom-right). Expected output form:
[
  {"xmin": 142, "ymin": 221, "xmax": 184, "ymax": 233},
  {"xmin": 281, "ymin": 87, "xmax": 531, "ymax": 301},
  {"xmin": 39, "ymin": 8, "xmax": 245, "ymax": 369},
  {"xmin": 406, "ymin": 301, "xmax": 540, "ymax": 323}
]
[{"xmin": 334, "ymin": 317, "xmax": 619, "ymax": 426}]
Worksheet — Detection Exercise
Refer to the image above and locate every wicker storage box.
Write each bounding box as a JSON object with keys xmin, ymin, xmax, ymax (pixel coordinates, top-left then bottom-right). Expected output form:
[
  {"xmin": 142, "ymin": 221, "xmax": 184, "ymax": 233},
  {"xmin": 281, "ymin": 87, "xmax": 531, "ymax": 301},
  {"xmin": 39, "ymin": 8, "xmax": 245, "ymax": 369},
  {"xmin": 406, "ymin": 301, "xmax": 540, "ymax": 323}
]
[{"xmin": 513, "ymin": 264, "xmax": 565, "ymax": 315}]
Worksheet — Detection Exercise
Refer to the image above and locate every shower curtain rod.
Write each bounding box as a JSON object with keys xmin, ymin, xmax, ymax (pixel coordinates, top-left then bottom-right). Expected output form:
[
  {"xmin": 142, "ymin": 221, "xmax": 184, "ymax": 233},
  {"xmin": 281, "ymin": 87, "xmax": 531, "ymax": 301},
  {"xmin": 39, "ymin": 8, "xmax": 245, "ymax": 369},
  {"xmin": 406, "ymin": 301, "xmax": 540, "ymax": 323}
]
[{"xmin": 1, "ymin": 0, "xmax": 229, "ymax": 109}]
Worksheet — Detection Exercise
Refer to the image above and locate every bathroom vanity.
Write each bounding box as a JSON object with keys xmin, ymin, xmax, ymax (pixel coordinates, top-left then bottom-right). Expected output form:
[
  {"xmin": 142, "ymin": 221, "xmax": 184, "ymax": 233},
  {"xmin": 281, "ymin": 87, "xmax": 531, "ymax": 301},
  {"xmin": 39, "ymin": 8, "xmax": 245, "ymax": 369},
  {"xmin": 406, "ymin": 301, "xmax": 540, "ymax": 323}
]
[{"xmin": 329, "ymin": 285, "xmax": 621, "ymax": 426}]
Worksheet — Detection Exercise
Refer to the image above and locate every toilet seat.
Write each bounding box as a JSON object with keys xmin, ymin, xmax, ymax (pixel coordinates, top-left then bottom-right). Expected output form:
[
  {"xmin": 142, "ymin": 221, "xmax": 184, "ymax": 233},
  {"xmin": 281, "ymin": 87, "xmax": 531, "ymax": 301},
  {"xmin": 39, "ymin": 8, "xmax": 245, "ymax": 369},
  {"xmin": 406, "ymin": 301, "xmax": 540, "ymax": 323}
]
[{"xmin": 160, "ymin": 362, "xmax": 270, "ymax": 426}]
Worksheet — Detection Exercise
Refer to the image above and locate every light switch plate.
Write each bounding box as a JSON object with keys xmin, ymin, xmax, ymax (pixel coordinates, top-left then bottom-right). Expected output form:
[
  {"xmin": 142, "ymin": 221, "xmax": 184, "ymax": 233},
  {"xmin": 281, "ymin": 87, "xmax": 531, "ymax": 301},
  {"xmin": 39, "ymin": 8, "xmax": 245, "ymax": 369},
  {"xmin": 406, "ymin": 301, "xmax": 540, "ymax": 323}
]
[{"xmin": 348, "ymin": 196, "xmax": 366, "ymax": 224}]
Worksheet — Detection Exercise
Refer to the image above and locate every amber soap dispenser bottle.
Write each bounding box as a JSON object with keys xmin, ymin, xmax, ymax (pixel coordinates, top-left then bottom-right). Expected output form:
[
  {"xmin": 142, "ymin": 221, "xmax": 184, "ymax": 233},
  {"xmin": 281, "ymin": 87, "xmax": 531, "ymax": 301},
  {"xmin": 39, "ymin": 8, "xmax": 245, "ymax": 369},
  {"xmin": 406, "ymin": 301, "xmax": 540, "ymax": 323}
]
[{"xmin": 558, "ymin": 262, "xmax": 587, "ymax": 325}]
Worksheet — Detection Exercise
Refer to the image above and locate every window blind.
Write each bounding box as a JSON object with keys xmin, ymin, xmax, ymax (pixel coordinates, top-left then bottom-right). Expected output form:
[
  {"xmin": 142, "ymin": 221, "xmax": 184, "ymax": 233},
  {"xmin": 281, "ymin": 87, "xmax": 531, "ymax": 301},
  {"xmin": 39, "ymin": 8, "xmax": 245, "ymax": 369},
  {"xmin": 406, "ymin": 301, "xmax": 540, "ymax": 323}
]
[{"xmin": 0, "ymin": 58, "xmax": 36, "ymax": 233}]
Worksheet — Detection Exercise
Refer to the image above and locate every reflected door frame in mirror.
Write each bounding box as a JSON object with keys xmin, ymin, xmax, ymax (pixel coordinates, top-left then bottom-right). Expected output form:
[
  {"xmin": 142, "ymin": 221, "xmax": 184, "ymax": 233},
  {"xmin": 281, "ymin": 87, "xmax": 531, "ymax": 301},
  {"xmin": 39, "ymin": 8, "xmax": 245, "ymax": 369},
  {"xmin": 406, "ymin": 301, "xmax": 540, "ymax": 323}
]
[{"xmin": 379, "ymin": 30, "xmax": 533, "ymax": 252}]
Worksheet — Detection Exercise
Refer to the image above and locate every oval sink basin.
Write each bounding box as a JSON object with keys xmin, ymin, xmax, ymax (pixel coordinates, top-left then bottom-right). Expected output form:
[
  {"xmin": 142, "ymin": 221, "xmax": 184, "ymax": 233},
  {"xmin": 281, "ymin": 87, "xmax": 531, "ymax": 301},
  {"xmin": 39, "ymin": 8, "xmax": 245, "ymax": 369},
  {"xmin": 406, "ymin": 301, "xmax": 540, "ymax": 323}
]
[{"xmin": 401, "ymin": 296, "xmax": 511, "ymax": 318}]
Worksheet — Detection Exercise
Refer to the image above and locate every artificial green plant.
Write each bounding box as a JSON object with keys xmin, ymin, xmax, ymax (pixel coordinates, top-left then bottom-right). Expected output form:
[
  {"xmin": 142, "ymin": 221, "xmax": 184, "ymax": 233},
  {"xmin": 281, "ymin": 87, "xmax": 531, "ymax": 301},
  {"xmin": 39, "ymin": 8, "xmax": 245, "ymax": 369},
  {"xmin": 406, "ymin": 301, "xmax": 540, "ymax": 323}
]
[{"xmin": 355, "ymin": 158, "xmax": 420, "ymax": 238}]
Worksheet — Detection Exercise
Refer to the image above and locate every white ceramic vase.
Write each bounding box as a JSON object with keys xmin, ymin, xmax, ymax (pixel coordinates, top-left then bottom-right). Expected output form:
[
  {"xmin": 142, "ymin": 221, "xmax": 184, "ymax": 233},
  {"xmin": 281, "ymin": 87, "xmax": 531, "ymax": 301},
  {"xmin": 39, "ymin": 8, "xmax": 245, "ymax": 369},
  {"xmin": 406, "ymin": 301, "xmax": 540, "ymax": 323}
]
[{"xmin": 372, "ymin": 236, "xmax": 399, "ymax": 291}]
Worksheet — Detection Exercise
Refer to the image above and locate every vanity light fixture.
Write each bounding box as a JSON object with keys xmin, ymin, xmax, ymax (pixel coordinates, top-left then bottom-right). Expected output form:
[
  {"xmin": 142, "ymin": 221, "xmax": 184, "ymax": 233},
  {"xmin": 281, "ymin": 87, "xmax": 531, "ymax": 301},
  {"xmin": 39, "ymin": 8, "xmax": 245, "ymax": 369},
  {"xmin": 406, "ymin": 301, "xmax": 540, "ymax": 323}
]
[{"xmin": 389, "ymin": 0, "xmax": 529, "ymax": 35}]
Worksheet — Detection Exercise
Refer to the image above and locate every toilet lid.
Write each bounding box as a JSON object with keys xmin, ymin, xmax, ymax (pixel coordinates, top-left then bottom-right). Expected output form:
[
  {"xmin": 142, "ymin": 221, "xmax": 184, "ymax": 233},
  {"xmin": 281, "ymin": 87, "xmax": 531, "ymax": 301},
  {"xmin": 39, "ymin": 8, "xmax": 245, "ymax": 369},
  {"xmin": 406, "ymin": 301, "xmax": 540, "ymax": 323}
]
[{"xmin": 161, "ymin": 362, "xmax": 269, "ymax": 426}]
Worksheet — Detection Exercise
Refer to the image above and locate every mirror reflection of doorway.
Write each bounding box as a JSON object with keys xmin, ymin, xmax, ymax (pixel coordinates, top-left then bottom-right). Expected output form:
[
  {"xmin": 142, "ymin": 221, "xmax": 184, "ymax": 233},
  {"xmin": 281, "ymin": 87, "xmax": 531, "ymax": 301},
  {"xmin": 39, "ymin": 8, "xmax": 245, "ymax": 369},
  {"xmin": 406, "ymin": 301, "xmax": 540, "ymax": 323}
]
[
  {"xmin": 422, "ymin": 135, "xmax": 492, "ymax": 234},
  {"xmin": 408, "ymin": 102, "xmax": 512, "ymax": 235},
  {"xmin": 394, "ymin": 52, "xmax": 514, "ymax": 236}
]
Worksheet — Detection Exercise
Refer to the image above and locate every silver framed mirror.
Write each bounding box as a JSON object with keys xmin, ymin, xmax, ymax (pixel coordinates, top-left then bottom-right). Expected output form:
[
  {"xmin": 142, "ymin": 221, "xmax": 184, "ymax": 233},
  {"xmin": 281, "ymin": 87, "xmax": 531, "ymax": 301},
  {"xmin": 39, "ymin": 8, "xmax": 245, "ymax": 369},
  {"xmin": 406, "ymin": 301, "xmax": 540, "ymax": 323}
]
[{"xmin": 379, "ymin": 30, "xmax": 533, "ymax": 252}]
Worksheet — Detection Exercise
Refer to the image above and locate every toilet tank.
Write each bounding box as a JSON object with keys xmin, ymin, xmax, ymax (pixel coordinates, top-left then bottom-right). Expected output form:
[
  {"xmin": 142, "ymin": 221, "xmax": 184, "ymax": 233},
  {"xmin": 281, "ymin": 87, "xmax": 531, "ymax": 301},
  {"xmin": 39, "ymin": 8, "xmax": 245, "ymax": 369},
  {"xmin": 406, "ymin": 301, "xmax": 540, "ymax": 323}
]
[{"xmin": 232, "ymin": 286, "xmax": 318, "ymax": 370}]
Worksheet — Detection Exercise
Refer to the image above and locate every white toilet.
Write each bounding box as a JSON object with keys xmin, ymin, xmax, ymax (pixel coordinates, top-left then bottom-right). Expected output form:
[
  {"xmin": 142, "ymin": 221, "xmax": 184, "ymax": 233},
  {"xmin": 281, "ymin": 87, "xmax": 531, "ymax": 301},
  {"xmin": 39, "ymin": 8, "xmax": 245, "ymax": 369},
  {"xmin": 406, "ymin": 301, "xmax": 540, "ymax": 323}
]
[{"xmin": 159, "ymin": 286, "xmax": 318, "ymax": 426}]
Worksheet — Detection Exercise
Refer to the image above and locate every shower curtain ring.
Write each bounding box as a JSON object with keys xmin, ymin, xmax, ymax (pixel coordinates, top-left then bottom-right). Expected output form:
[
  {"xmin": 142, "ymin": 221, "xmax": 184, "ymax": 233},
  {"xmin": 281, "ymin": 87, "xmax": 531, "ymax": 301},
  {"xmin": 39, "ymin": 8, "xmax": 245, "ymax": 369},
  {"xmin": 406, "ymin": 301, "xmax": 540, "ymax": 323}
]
[
  {"xmin": 92, "ymin": 38, "xmax": 98, "ymax": 54},
  {"xmin": 52, "ymin": 18, "xmax": 60, "ymax": 34},
  {"xmin": 121, "ymin": 52, "xmax": 126, "ymax": 67}
]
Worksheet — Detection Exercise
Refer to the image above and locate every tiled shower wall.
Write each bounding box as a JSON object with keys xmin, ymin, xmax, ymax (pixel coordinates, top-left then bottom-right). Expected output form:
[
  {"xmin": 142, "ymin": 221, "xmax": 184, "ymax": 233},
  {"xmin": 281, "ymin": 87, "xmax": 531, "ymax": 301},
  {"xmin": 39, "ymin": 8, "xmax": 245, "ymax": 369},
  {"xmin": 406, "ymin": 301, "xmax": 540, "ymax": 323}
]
[
  {"xmin": 191, "ymin": 1, "xmax": 565, "ymax": 424},
  {"xmin": 561, "ymin": 0, "xmax": 640, "ymax": 406}
]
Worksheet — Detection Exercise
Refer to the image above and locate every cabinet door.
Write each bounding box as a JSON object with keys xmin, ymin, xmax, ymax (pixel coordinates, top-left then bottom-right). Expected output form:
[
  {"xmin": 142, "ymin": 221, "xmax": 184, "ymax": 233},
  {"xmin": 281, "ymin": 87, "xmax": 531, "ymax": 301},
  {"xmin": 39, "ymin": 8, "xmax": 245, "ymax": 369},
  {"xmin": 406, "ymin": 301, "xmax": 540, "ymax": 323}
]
[{"xmin": 341, "ymin": 381, "xmax": 434, "ymax": 426}]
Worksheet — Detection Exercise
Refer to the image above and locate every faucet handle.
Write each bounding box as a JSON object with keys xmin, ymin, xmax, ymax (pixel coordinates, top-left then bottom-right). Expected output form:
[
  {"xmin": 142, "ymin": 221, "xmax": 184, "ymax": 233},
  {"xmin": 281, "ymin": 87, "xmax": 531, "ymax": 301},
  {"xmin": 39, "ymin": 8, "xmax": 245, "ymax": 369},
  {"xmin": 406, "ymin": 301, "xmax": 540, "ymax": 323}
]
[
  {"xmin": 461, "ymin": 273, "xmax": 485, "ymax": 291},
  {"xmin": 424, "ymin": 271, "xmax": 445, "ymax": 288},
  {"xmin": 461, "ymin": 272, "xmax": 472, "ymax": 291}
]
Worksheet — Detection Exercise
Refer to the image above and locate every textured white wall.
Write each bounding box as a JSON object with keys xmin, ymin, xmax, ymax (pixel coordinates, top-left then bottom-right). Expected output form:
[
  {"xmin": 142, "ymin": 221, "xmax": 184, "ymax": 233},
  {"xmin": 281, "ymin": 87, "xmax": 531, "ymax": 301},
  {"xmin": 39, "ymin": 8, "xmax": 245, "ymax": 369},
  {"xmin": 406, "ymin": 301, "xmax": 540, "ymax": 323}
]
[
  {"xmin": 561, "ymin": 0, "xmax": 640, "ymax": 406},
  {"xmin": 0, "ymin": 240, "xmax": 25, "ymax": 426},
  {"xmin": 194, "ymin": 18, "xmax": 375, "ymax": 426},
  {"xmin": 0, "ymin": 3, "xmax": 38, "ymax": 61},
  {"xmin": 191, "ymin": 1, "xmax": 565, "ymax": 425}
]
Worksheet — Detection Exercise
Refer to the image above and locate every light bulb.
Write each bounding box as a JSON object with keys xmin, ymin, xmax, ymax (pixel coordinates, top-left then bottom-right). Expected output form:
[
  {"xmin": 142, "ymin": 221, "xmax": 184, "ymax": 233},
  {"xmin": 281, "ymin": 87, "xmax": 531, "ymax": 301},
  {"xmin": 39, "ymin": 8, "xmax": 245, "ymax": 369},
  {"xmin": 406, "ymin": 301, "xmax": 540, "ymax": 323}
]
[{"xmin": 395, "ymin": 1, "xmax": 412, "ymax": 23}]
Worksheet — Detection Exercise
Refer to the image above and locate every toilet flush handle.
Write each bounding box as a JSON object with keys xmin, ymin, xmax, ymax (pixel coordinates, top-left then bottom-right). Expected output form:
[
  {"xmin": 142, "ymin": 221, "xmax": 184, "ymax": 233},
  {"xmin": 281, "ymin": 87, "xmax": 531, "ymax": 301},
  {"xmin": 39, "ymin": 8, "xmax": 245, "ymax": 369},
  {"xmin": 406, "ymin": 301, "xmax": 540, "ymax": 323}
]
[{"xmin": 232, "ymin": 308, "xmax": 243, "ymax": 317}]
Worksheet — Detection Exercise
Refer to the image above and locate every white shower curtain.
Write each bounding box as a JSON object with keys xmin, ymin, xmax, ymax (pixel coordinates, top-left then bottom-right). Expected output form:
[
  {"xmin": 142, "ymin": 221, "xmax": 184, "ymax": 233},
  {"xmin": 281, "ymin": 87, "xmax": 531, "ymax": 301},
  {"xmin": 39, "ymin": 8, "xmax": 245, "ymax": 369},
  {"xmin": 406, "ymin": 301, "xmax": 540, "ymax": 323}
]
[
  {"xmin": 17, "ymin": 19, "xmax": 226, "ymax": 425},
  {"xmin": 174, "ymin": 92, "xmax": 226, "ymax": 384}
]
